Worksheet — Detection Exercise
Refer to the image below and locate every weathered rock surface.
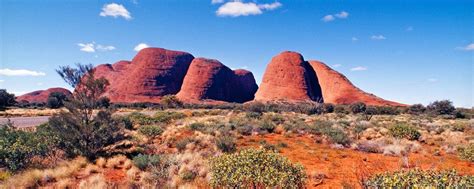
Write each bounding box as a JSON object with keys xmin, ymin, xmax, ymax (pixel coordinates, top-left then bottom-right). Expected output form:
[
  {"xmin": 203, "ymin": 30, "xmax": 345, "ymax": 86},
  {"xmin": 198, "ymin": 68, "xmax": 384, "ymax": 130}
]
[
  {"xmin": 93, "ymin": 48, "xmax": 195, "ymax": 103},
  {"xmin": 308, "ymin": 60, "xmax": 405, "ymax": 106},
  {"xmin": 254, "ymin": 51, "xmax": 323, "ymax": 102},
  {"xmin": 16, "ymin": 88, "xmax": 72, "ymax": 103},
  {"xmin": 177, "ymin": 58, "xmax": 258, "ymax": 103}
]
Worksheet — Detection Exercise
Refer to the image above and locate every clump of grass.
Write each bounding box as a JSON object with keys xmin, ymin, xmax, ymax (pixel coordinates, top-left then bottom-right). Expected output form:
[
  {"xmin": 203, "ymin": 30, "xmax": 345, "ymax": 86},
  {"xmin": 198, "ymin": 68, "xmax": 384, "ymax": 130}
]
[
  {"xmin": 176, "ymin": 138, "xmax": 195, "ymax": 152},
  {"xmin": 138, "ymin": 125, "xmax": 164, "ymax": 137},
  {"xmin": 388, "ymin": 123, "xmax": 420, "ymax": 140},
  {"xmin": 364, "ymin": 169, "xmax": 474, "ymax": 188},
  {"xmin": 457, "ymin": 143, "xmax": 474, "ymax": 162},
  {"xmin": 215, "ymin": 136, "xmax": 237, "ymax": 153}
]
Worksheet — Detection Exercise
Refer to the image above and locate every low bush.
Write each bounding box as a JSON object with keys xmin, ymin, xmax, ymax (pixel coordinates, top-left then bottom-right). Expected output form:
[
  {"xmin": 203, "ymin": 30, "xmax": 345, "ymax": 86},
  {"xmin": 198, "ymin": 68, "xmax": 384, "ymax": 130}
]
[
  {"xmin": 188, "ymin": 122, "xmax": 206, "ymax": 131},
  {"xmin": 176, "ymin": 138, "xmax": 194, "ymax": 151},
  {"xmin": 215, "ymin": 136, "xmax": 237, "ymax": 153},
  {"xmin": 210, "ymin": 149, "xmax": 306, "ymax": 188},
  {"xmin": 160, "ymin": 95, "xmax": 183, "ymax": 109},
  {"xmin": 389, "ymin": 123, "xmax": 420, "ymax": 140},
  {"xmin": 259, "ymin": 120, "xmax": 276, "ymax": 133},
  {"xmin": 350, "ymin": 102, "xmax": 367, "ymax": 114},
  {"xmin": 408, "ymin": 104, "xmax": 426, "ymax": 115},
  {"xmin": 310, "ymin": 121, "xmax": 350, "ymax": 145},
  {"xmin": 457, "ymin": 143, "xmax": 473, "ymax": 162},
  {"xmin": 180, "ymin": 170, "xmax": 197, "ymax": 181},
  {"xmin": 322, "ymin": 103, "xmax": 335, "ymax": 113},
  {"xmin": 96, "ymin": 97, "xmax": 110, "ymax": 108},
  {"xmin": 236, "ymin": 125, "xmax": 253, "ymax": 136},
  {"xmin": 363, "ymin": 169, "xmax": 474, "ymax": 188},
  {"xmin": 132, "ymin": 154, "xmax": 162, "ymax": 170},
  {"xmin": 153, "ymin": 111, "xmax": 186, "ymax": 123},
  {"xmin": 427, "ymin": 100, "xmax": 456, "ymax": 115},
  {"xmin": 138, "ymin": 125, "xmax": 164, "ymax": 137},
  {"xmin": 334, "ymin": 105, "xmax": 349, "ymax": 114}
]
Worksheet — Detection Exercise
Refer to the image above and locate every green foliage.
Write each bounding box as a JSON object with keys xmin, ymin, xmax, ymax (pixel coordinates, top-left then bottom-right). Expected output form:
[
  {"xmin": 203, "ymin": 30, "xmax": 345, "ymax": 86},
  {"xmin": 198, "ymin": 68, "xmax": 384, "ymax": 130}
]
[
  {"xmin": 236, "ymin": 125, "xmax": 253, "ymax": 136},
  {"xmin": 160, "ymin": 95, "xmax": 183, "ymax": 109},
  {"xmin": 311, "ymin": 121, "xmax": 350, "ymax": 145},
  {"xmin": 322, "ymin": 103, "xmax": 335, "ymax": 113},
  {"xmin": 153, "ymin": 111, "xmax": 186, "ymax": 123},
  {"xmin": 46, "ymin": 92, "xmax": 68, "ymax": 109},
  {"xmin": 408, "ymin": 104, "xmax": 426, "ymax": 115},
  {"xmin": 180, "ymin": 170, "xmax": 197, "ymax": 181},
  {"xmin": 210, "ymin": 149, "xmax": 306, "ymax": 188},
  {"xmin": 0, "ymin": 123, "xmax": 55, "ymax": 171},
  {"xmin": 350, "ymin": 102, "xmax": 367, "ymax": 114},
  {"xmin": 176, "ymin": 138, "xmax": 194, "ymax": 151},
  {"xmin": 364, "ymin": 169, "xmax": 474, "ymax": 188},
  {"xmin": 389, "ymin": 123, "xmax": 420, "ymax": 140},
  {"xmin": 458, "ymin": 144, "xmax": 474, "ymax": 162},
  {"xmin": 96, "ymin": 97, "xmax": 110, "ymax": 108},
  {"xmin": 259, "ymin": 120, "xmax": 276, "ymax": 133},
  {"xmin": 0, "ymin": 89, "xmax": 15, "ymax": 110},
  {"xmin": 215, "ymin": 136, "xmax": 237, "ymax": 153},
  {"xmin": 132, "ymin": 154, "xmax": 162, "ymax": 170},
  {"xmin": 245, "ymin": 111, "xmax": 262, "ymax": 119},
  {"xmin": 188, "ymin": 122, "xmax": 206, "ymax": 131},
  {"xmin": 47, "ymin": 111, "xmax": 126, "ymax": 159},
  {"xmin": 138, "ymin": 125, "xmax": 164, "ymax": 137},
  {"xmin": 334, "ymin": 105, "xmax": 349, "ymax": 114},
  {"xmin": 427, "ymin": 100, "xmax": 456, "ymax": 115}
]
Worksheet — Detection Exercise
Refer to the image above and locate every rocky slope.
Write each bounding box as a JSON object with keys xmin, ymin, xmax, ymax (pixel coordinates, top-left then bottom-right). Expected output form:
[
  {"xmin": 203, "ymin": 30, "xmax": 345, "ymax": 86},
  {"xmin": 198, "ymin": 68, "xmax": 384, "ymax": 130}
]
[
  {"xmin": 308, "ymin": 60, "xmax": 405, "ymax": 106},
  {"xmin": 16, "ymin": 88, "xmax": 72, "ymax": 103}
]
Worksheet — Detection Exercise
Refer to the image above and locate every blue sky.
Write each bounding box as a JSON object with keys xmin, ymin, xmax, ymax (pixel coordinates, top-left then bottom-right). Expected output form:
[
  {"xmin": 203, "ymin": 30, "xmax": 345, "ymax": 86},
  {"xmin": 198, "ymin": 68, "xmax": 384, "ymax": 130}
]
[{"xmin": 0, "ymin": 0, "xmax": 472, "ymax": 107}]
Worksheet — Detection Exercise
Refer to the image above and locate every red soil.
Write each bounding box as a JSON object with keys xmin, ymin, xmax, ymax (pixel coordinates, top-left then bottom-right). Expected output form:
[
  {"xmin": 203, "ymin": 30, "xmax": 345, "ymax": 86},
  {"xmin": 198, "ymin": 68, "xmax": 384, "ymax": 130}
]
[{"xmin": 238, "ymin": 134, "xmax": 474, "ymax": 188}]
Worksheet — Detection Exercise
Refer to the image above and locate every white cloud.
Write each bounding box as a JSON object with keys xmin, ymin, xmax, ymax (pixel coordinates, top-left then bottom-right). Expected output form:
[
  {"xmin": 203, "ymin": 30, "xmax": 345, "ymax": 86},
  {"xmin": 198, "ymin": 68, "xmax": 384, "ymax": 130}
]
[
  {"xmin": 258, "ymin": 2, "xmax": 282, "ymax": 10},
  {"xmin": 350, "ymin": 66, "xmax": 367, "ymax": 71},
  {"xmin": 321, "ymin": 15, "xmax": 335, "ymax": 22},
  {"xmin": 322, "ymin": 11, "xmax": 349, "ymax": 22},
  {"xmin": 100, "ymin": 3, "xmax": 132, "ymax": 20},
  {"xmin": 211, "ymin": 0, "xmax": 224, "ymax": 4},
  {"xmin": 333, "ymin": 64, "xmax": 342, "ymax": 68},
  {"xmin": 37, "ymin": 82, "xmax": 44, "ymax": 86},
  {"xmin": 406, "ymin": 26, "xmax": 413, "ymax": 31},
  {"xmin": 351, "ymin": 37, "xmax": 358, "ymax": 42},
  {"xmin": 371, "ymin": 35, "xmax": 386, "ymax": 40},
  {"xmin": 216, "ymin": 1, "xmax": 282, "ymax": 17},
  {"xmin": 134, "ymin": 43, "xmax": 150, "ymax": 51},
  {"xmin": 458, "ymin": 43, "xmax": 474, "ymax": 51},
  {"xmin": 78, "ymin": 43, "xmax": 95, "ymax": 52},
  {"xmin": 427, "ymin": 78, "xmax": 438, "ymax": 82},
  {"xmin": 0, "ymin": 69, "xmax": 46, "ymax": 76},
  {"xmin": 335, "ymin": 11, "xmax": 349, "ymax": 19},
  {"xmin": 11, "ymin": 91, "xmax": 27, "ymax": 96},
  {"xmin": 96, "ymin": 45, "xmax": 116, "ymax": 51},
  {"xmin": 217, "ymin": 2, "xmax": 262, "ymax": 17}
]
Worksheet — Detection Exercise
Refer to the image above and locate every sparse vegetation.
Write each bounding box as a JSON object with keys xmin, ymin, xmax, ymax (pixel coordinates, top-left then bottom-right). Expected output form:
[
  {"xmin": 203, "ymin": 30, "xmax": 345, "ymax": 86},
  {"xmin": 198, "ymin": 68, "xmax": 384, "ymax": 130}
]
[
  {"xmin": 210, "ymin": 149, "xmax": 306, "ymax": 188},
  {"xmin": 388, "ymin": 123, "xmax": 420, "ymax": 140},
  {"xmin": 364, "ymin": 169, "xmax": 474, "ymax": 188},
  {"xmin": 138, "ymin": 125, "xmax": 164, "ymax": 137},
  {"xmin": 457, "ymin": 143, "xmax": 473, "ymax": 162}
]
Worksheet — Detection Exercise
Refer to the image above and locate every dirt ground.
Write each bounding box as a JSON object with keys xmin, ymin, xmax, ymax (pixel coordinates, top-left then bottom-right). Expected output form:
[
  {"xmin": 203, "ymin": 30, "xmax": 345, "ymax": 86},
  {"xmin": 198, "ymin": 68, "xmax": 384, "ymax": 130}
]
[{"xmin": 238, "ymin": 134, "xmax": 474, "ymax": 189}]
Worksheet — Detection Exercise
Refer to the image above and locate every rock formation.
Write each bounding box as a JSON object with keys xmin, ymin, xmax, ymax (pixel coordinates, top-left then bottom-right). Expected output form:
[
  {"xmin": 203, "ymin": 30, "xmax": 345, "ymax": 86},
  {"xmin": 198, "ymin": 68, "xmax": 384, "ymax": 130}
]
[
  {"xmin": 16, "ymin": 88, "xmax": 72, "ymax": 103},
  {"xmin": 254, "ymin": 51, "xmax": 323, "ymax": 102},
  {"xmin": 308, "ymin": 60, "xmax": 405, "ymax": 106},
  {"xmin": 88, "ymin": 47, "xmax": 258, "ymax": 103},
  {"xmin": 176, "ymin": 58, "xmax": 258, "ymax": 103}
]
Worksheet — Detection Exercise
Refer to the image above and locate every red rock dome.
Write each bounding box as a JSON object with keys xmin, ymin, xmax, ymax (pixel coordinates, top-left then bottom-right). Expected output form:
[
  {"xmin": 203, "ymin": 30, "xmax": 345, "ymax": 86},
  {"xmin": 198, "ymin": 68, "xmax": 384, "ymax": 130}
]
[
  {"xmin": 176, "ymin": 58, "xmax": 258, "ymax": 103},
  {"xmin": 16, "ymin": 87, "xmax": 72, "ymax": 103},
  {"xmin": 308, "ymin": 60, "xmax": 405, "ymax": 106},
  {"xmin": 254, "ymin": 51, "xmax": 323, "ymax": 102}
]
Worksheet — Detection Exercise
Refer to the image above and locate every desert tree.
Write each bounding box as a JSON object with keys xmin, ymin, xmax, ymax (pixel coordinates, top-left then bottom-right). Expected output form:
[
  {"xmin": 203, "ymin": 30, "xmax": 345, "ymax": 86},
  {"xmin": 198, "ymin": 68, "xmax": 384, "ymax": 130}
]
[
  {"xmin": 47, "ymin": 63, "xmax": 125, "ymax": 159},
  {"xmin": 0, "ymin": 89, "xmax": 16, "ymax": 110}
]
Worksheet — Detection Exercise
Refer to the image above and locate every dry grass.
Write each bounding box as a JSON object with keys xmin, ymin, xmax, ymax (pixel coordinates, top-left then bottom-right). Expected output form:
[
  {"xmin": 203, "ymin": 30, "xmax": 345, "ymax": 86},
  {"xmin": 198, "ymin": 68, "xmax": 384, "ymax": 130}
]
[{"xmin": 78, "ymin": 174, "xmax": 108, "ymax": 189}]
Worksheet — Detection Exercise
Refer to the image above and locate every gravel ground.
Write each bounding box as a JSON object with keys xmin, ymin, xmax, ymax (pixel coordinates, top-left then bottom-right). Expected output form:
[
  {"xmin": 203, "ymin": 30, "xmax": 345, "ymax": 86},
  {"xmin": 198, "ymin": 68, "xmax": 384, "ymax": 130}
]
[{"xmin": 0, "ymin": 116, "xmax": 50, "ymax": 128}]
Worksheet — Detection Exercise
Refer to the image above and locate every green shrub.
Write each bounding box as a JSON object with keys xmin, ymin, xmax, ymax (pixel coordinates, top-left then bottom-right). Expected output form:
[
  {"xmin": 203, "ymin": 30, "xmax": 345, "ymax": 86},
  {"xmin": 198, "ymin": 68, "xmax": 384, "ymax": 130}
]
[
  {"xmin": 176, "ymin": 138, "xmax": 194, "ymax": 151},
  {"xmin": 210, "ymin": 149, "xmax": 306, "ymax": 188},
  {"xmin": 160, "ymin": 95, "xmax": 183, "ymax": 109},
  {"xmin": 322, "ymin": 103, "xmax": 335, "ymax": 113},
  {"xmin": 245, "ymin": 111, "xmax": 262, "ymax": 119},
  {"xmin": 0, "ymin": 89, "xmax": 15, "ymax": 110},
  {"xmin": 236, "ymin": 125, "xmax": 253, "ymax": 136},
  {"xmin": 132, "ymin": 154, "xmax": 162, "ymax": 170},
  {"xmin": 458, "ymin": 144, "xmax": 473, "ymax": 162},
  {"xmin": 138, "ymin": 125, "xmax": 164, "ymax": 137},
  {"xmin": 46, "ymin": 92, "xmax": 68, "ymax": 109},
  {"xmin": 311, "ymin": 121, "xmax": 350, "ymax": 145},
  {"xmin": 334, "ymin": 105, "xmax": 348, "ymax": 114},
  {"xmin": 389, "ymin": 123, "xmax": 421, "ymax": 140},
  {"xmin": 408, "ymin": 104, "xmax": 426, "ymax": 115},
  {"xmin": 128, "ymin": 112, "xmax": 157, "ymax": 125},
  {"xmin": 427, "ymin": 100, "xmax": 456, "ymax": 115},
  {"xmin": 215, "ymin": 136, "xmax": 237, "ymax": 153},
  {"xmin": 350, "ymin": 102, "xmax": 367, "ymax": 114},
  {"xmin": 259, "ymin": 120, "xmax": 276, "ymax": 133},
  {"xmin": 0, "ymin": 123, "xmax": 54, "ymax": 171},
  {"xmin": 96, "ymin": 97, "xmax": 110, "ymax": 108},
  {"xmin": 153, "ymin": 111, "xmax": 186, "ymax": 123},
  {"xmin": 188, "ymin": 122, "xmax": 206, "ymax": 131},
  {"xmin": 364, "ymin": 169, "xmax": 474, "ymax": 188},
  {"xmin": 180, "ymin": 170, "xmax": 197, "ymax": 181}
]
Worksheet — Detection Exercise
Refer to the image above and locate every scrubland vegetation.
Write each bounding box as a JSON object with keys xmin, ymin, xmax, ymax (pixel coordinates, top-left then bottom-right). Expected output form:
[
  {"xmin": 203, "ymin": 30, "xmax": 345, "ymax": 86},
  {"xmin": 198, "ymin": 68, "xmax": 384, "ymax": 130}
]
[{"xmin": 0, "ymin": 65, "xmax": 473, "ymax": 188}]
